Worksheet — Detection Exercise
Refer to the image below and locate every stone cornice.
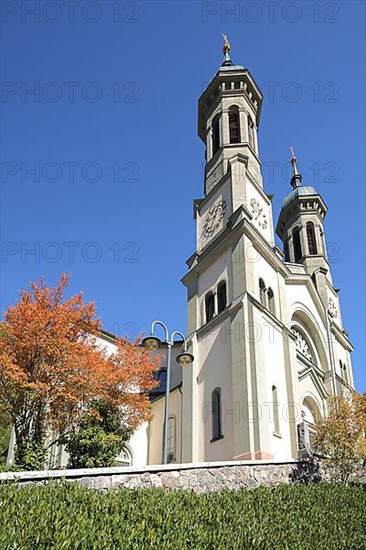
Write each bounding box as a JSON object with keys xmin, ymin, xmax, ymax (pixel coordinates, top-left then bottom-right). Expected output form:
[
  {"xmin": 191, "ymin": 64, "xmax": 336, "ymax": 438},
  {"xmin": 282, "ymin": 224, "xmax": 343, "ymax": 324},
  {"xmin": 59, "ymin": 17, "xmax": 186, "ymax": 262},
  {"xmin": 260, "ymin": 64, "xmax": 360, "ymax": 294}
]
[
  {"xmin": 283, "ymin": 275, "xmax": 327, "ymax": 325},
  {"xmin": 198, "ymin": 68, "xmax": 263, "ymax": 141},
  {"xmin": 298, "ymin": 366, "xmax": 328, "ymax": 399},
  {"xmin": 196, "ymin": 169, "xmax": 231, "ymax": 211},
  {"xmin": 330, "ymin": 321, "xmax": 354, "ymax": 351},
  {"xmin": 196, "ymin": 299, "xmax": 243, "ymax": 340},
  {"xmin": 183, "ymin": 209, "xmax": 329, "ymax": 328},
  {"xmin": 183, "ymin": 206, "xmax": 287, "ymax": 285},
  {"xmin": 276, "ymin": 193, "xmax": 327, "ymax": 240},
  {"xmin": 247, "ymin": 292, "xmax": 284, "ymax": 332}
]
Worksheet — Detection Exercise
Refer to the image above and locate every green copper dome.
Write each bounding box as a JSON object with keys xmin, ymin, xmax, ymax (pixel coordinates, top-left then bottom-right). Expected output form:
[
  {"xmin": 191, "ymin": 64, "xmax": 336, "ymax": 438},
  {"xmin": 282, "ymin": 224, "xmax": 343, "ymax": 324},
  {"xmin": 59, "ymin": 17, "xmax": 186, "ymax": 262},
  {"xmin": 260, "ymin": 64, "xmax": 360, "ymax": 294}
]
[{"xmin": 281, "ymin": 185, "xmax": 317, "ymax": 210}]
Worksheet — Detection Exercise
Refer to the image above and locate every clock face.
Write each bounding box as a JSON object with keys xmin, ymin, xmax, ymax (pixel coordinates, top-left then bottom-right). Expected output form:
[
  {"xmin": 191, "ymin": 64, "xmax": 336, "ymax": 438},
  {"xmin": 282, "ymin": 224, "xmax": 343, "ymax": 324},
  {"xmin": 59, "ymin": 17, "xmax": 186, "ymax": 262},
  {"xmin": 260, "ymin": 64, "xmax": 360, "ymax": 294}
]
[
  {"xmin": 202, "ymin": 200, "xmax": 226, "ymax": 238},
  {"xmin": 250, "ymin": 198, "xmax": 267, "ymax": 230}
]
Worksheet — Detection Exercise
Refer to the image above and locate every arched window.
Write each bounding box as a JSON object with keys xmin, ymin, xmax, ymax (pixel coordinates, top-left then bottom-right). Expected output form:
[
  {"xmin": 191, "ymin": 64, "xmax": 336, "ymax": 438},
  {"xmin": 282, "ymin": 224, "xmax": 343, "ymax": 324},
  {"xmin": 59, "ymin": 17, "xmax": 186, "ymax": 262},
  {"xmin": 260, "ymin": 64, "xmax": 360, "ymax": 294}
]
[
  {"xmin": 167, "ymin": 415, "xmax": 176, "ymax": 463},
  {"xmin": 116, "ymin": 446, "xmax": 133, "ymax": 467},
  {"xmin": 272, "ymin": 385, "xmax": 280, "ymax": 434},
  {"xmin": 299, "ymin": 398, "xmax": 322, "ymax": 450},
  {"xmin": 248, "ymin": 116, "xmax": 255, "ymax": 150},
  {"xmin": 217, "ymin": 281, "xmax": 227, "ymax": 314},
  {"xmin": 158, "ymin": 368, "xmax": 167, "ymax": 392},
  {"xmin": 205, "ymin": 292, "xmax": 215, "ymax": 323},
  {"xmin": 212, "ymin": 115, "xmax": 220, "ymax": 156},
  {"xmin": 267, "ymin": 288, "xmax": 275, "ymax": 315},
  {"xmin": 293, "ymin": 227, "xmax": 302, "ymax": 262},
  {"xmin": 211, "ymin": 387, "xmax": 222, "ymax": 441},
  {"xmin": 306, "ymin": 222, "xmax": 318, "ymax": 255},
  {"xmin": 339, "ymin": 359, "xmax": 343, "ymax": 377},
  {"xmin": 259, "ymin": 279, "xmax": 266, "ymax": 307},
  {"xmin": 339, "ymin": 360, "xmax": 348, "ymax": 383},
  {"xmin": 292, "ymin": 327, "xmax": 315, "ymax": 364},
  {"xmin": 228, "ymin": 106, "xmax": 241, "ymax": 144}
]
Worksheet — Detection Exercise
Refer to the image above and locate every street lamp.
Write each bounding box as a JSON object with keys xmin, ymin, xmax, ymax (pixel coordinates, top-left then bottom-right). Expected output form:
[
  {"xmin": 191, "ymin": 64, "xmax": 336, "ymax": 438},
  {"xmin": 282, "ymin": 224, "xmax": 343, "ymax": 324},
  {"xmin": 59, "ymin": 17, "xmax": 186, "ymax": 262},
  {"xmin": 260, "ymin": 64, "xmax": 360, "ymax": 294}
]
[{"xmin": 141, "ymin": 320, "xmax": 194, "ymax": 464}]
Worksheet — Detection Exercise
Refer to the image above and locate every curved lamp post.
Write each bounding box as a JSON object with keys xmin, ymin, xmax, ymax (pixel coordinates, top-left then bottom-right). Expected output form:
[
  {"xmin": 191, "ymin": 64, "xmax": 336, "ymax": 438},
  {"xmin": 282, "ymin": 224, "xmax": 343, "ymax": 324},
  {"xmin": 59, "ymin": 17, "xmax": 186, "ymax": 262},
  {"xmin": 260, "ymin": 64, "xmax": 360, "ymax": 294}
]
[{"xmin": 141, "ymin": 320, "xmax": 194, "ymax": 464}]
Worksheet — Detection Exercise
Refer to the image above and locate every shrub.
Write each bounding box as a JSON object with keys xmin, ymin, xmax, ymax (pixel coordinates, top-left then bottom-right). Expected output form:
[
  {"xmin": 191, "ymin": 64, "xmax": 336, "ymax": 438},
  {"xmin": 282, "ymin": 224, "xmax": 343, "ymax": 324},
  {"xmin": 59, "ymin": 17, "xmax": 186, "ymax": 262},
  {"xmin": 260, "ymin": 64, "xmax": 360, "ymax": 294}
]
[
  {"xmin": 14, "ymin": 439, "xmax": 47, "ymax": 471},
  {"xmin": 0, "ymin": 464, "xmax": 22, "ymax": 473},
  {"xmin": 64, "ymin": 402, "xmax": 130, "ymax": 468},
  {"xmin": 0, "ymin": 482, "xmax": 365, "ymax": 549}
]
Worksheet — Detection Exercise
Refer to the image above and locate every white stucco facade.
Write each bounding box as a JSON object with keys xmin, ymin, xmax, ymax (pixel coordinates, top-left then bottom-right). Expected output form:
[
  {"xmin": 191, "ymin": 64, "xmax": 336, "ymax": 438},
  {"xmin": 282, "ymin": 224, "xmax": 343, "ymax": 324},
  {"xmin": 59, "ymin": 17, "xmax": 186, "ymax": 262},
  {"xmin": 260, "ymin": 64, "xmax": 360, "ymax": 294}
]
[{"xmin": 179, "ymin": 47, "xmax": 354, "ymax": 464}]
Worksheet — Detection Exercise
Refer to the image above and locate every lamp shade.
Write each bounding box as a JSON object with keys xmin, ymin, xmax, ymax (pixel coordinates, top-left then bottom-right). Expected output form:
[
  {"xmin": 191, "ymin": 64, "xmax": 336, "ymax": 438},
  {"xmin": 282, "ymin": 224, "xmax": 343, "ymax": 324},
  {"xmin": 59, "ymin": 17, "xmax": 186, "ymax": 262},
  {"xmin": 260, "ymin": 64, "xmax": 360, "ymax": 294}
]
[
  {"xmin": 176, "ymin": 352, "xmax": 194, "ymax": 367},
  {"xmin": 141, "ymin": 336, "xmax": 161, "ymax": 351}
]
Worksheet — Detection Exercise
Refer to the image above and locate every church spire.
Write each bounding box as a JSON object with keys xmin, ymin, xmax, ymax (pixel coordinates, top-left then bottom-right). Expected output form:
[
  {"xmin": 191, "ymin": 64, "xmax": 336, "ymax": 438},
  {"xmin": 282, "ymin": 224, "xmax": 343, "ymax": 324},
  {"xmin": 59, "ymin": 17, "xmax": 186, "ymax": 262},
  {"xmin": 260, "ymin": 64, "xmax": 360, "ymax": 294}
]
[
  {"xmin": 290, "ymin": 146, "xmax": 302, "ymax": 188},
  {"xmin": 221, "ymin": 33, "xmax": 233, "ymax": 67}
]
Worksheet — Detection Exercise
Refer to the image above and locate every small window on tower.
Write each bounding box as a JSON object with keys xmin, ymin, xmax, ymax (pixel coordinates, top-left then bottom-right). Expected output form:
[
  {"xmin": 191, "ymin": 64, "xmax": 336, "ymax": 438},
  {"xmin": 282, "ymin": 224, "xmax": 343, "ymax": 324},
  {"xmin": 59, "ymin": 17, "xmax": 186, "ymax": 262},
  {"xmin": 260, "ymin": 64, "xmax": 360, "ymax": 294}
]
[
  {"xmin": 268, "ymin": 288, "xmax": 275, "ymax": 315},
  {"xmin": 217, "ymin": 281, "xmax": 227, "ymax": 314},
  {"xmin": 205, "ymin": 292, "xmax": 215, "ymax": 323},
  {"xmin": 339, "ymin": 359, "xmax": 343, "ymax": 377},
  {"xmin": 339, "ymin": 360, "xmax": 349, "ymax": 384},
  {"xmin": 248, "ymin": 116, "xmax": 255, "ymax": 150},
  {"xmin": 212, "ymin": 115, "xmax": 220, "ymax": 156},
  {"xmin": 293, "ymin": 227, "xmax": 302, "ymax": 263},
  {"xmin": 259, "ymin": 279, "xmax": 266, "ymax": 307},
  {"xmin": 229, "ymin": 106, "xmax": 241, "ymax": 144},
  {"xmin": 306, "ymin": 222, "xmax": 318, "ymax": 255}
]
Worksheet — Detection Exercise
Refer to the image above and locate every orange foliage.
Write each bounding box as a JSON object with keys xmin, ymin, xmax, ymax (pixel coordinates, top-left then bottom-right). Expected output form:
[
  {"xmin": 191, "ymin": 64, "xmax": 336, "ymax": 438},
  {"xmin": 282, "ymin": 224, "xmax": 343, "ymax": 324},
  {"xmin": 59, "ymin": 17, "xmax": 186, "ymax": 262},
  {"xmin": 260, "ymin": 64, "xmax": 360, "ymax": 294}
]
[
  {"xmin": 315, "ymin": 392, "xmax": 366, "ymax": 482},
  {"xmin": 0, "ymin": 273, "xmax": 159, "ymax": 448}
]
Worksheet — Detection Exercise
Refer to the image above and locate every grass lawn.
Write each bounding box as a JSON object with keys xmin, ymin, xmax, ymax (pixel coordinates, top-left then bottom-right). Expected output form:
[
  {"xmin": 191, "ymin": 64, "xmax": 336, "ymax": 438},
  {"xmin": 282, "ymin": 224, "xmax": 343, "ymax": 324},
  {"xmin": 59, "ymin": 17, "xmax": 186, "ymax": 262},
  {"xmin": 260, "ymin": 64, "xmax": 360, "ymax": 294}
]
[{"xmin": 0, "ymin": 482, "xmax": 365, "ymax": 549}]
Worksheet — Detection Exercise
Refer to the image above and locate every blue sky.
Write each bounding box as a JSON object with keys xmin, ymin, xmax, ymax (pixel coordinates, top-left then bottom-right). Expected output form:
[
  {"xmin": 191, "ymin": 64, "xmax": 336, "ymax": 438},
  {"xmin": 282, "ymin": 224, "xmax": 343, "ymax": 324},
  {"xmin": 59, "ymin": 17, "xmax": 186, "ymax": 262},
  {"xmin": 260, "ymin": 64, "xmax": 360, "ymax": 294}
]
[{"xmin": 1, "ymin": 1, "xmax": 365, "ymax": 392}]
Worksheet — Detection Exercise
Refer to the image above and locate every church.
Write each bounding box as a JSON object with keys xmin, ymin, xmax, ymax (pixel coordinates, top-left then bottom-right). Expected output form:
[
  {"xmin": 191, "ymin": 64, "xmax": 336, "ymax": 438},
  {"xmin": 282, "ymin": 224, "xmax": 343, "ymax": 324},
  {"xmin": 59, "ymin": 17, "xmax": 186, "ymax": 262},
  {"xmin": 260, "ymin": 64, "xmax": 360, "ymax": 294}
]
[
  {"xmin": 155, "ymin": 37, "xmax": 354, "ymax": 465},
  {"xmin": 7, "ymin": 39, "xmax": 354, "ymax": 469}
]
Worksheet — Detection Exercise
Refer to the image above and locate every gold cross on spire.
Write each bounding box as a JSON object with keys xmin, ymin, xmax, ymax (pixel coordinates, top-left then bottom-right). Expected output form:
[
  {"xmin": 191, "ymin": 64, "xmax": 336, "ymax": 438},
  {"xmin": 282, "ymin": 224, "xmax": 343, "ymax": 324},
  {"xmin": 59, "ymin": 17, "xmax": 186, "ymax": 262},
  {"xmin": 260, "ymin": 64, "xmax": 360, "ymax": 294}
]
[{"xmin": 222, "ymin": 33, "xmax": 231, "ymax": 54}]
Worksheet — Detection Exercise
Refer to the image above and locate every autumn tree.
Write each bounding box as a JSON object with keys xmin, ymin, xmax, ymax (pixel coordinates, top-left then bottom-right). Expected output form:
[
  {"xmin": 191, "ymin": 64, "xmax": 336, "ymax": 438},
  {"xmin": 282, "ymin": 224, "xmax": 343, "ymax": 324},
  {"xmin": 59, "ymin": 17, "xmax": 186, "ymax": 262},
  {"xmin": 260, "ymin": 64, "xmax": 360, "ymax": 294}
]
[
  {"xmin": 314, "ymin": 392, "xmax": 366, "ymax": 483},
  {"xmin": 0, "ymin": 274, "xmax": 158, "ymax": 470}
]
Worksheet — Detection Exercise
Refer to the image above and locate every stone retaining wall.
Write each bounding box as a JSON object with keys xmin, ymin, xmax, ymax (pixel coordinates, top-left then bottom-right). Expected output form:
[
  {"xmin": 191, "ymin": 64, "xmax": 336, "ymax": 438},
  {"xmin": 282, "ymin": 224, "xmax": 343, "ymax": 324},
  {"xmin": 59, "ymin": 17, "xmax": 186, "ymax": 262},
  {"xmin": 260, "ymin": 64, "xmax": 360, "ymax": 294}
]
[{"xmin": 0, "ymin": 459, "xmax": 324, "ymax": 492}]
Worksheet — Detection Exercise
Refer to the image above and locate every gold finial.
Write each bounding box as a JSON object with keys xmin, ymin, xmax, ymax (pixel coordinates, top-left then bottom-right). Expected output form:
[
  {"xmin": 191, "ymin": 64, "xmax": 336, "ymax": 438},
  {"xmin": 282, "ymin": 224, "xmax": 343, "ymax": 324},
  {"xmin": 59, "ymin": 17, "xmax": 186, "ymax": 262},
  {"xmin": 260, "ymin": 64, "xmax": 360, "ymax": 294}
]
[
  {"xmin": 290, "ymin": 146, "xmax": 299, "ymax": 176},
  {"xmin": 222, "ymin": 33, "xmax": 231, "ymax": 54}
]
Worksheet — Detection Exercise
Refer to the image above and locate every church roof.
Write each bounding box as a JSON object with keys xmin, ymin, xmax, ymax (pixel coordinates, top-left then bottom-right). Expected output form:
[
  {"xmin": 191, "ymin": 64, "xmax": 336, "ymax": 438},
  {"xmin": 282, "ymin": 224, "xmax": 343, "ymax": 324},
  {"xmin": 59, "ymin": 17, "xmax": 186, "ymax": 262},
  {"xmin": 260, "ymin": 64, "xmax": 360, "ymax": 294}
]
[
  {"xmin": 281, "ymin": 185, "xmax": 317, "ymax": 210},
  {"xmin": 281, "ymin": 148, "xmax": 319, "ymax": 210}
]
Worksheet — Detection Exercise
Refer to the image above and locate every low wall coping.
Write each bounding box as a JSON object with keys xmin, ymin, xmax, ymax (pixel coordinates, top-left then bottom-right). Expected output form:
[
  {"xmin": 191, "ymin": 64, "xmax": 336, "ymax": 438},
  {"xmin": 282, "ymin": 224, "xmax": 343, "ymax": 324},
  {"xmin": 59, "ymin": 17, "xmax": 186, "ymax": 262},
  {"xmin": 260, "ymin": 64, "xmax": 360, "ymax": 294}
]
[{"xmin": 0, "ymin": 458, "xmax": 299, "ymax": 482}]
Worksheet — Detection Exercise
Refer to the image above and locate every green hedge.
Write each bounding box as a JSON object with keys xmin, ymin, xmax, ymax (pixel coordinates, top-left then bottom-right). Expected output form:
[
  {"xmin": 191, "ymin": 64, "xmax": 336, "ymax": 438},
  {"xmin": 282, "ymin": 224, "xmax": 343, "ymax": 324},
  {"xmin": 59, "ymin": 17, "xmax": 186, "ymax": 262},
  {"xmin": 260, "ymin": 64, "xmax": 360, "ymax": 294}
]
[{"xmin": 0, "ymin": 482, "xmax": 365, "ymax": 549}]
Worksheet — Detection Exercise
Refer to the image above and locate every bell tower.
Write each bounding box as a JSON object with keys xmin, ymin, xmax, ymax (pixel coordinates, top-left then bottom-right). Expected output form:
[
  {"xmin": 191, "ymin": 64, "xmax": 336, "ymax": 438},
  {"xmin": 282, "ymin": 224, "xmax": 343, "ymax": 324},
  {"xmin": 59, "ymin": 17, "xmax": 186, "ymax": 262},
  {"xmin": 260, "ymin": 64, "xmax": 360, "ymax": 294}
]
[
  {"xmin": 195, "ymin": 35, "xmax": 275, "ymax": 252},
  {"xmin": 199, "ymin": 34, "xmax": 263, "ymax": 196},
  {"xmin": 182, "ymin": 38, "xmax": 280, "ymax": 463},
  {"xmin": 276, "ymin": 149, "xmax": 335, "ymax": 309},
  {"xmin": 180, "ymin": 39, "xmax": 354, "ymax": 465}
]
